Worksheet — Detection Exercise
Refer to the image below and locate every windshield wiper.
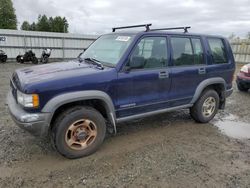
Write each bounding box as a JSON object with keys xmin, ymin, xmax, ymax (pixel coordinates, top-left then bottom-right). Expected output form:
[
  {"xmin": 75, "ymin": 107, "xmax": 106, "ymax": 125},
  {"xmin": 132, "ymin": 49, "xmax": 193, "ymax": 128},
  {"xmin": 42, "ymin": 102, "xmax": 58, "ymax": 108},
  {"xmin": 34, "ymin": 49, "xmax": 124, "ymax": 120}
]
[{"xmin": 83, "ymin": 57, "xmax": 104, "ymax": 70}]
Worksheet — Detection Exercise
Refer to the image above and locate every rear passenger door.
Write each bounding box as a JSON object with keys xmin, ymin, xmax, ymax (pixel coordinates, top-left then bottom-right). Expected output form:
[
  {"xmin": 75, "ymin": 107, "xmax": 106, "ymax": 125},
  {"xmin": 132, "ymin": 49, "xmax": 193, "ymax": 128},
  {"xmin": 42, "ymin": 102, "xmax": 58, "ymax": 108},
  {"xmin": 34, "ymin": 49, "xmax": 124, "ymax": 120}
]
[{"xmin": 169, "ymin": 36, "xmax": 207, "ymax": 107}]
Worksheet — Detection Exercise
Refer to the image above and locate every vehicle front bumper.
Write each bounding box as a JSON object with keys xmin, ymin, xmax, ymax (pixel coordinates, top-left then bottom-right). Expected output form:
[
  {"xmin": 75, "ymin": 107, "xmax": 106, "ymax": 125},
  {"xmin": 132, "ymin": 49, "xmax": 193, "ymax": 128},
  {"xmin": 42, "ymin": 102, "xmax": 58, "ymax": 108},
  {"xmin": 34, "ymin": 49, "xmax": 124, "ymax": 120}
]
[
  {"xmin": 7, "ymin": 92, "xmax": 50, "ymax": 137},
  {"xmin": 236, "ymin": 74, "xmax": 250, "ymax": 88}
]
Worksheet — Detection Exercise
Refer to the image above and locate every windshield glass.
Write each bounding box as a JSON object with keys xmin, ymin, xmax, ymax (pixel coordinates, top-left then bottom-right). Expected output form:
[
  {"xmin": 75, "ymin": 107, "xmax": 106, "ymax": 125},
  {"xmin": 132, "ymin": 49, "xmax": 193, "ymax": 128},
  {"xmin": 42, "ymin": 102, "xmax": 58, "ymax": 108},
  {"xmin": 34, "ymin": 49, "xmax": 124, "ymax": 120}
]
[{"xmin": 80, "ymin": 34, "xmax": 135, "ymax": 66}]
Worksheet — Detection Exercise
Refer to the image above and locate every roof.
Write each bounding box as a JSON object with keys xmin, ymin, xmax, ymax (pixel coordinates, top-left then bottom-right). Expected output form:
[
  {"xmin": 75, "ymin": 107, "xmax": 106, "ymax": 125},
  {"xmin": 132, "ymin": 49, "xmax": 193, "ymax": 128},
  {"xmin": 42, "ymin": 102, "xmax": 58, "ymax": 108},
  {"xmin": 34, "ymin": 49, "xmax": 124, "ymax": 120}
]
[
  {"xmin": 105, "ymin": 30, "xmax": 225, "ymax": 39},
  {"xmin": 108, "ymin": 24, "xmax": 225, "ymax": 38}
]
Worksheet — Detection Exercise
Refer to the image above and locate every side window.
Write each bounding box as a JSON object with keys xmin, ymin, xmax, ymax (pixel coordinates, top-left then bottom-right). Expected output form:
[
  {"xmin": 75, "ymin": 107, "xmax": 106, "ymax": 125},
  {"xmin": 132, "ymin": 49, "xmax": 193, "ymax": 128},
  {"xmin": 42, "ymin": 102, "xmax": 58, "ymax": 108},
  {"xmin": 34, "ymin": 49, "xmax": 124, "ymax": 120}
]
[
  {"xmin": 130, "ymin": 37, "xmax": 168, "ymax": 69},
  {"xmin": 171, "ymin": 37, "xmax": 205, "ymax": 66},
  {"xmin": 208, "ymin": 38, "xmax": 228, "ymax": 64},
  {"xmin": 191, "ymin": 38, "xmax": 204, "ymax": 65},
  {"xmin": 171, "ymin": 37, "xmax": 193, "ymax": 66}
]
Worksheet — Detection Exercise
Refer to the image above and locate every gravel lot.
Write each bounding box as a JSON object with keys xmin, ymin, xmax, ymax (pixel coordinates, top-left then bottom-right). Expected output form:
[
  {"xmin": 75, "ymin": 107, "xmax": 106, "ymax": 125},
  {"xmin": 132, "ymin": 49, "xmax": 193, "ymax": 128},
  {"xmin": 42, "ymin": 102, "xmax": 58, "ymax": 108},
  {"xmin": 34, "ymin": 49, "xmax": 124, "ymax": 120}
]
[{"xmin": 0, "ymin": 62, "xmax": 250, "ymax": 188}]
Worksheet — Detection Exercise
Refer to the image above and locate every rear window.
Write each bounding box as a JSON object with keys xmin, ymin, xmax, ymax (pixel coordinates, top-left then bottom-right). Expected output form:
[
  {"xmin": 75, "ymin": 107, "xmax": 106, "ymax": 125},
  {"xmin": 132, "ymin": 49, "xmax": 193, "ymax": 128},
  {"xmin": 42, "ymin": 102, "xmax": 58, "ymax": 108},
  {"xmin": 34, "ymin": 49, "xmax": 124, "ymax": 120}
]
[{"xmin": 207, "ymin": 38, "xmax": 228, "ymax": 64}]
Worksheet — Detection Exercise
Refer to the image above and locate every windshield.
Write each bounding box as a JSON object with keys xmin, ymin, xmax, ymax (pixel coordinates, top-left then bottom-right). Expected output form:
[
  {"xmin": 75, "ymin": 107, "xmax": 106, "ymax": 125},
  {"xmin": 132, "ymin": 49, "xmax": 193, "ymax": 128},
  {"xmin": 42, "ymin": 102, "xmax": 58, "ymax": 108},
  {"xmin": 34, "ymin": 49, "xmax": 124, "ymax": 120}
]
[{"xmin": 80, "ymin": 34, "xmax": 135, "ymax": 66}]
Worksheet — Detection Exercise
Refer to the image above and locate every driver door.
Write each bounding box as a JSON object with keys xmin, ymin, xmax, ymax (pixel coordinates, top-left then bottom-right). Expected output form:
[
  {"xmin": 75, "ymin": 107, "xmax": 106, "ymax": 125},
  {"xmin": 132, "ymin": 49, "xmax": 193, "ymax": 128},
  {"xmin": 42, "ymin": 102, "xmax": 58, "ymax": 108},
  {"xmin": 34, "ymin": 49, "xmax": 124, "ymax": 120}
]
[{"xmin": 116, "ymin": 36, "xmax": 171, "ymax": 118}]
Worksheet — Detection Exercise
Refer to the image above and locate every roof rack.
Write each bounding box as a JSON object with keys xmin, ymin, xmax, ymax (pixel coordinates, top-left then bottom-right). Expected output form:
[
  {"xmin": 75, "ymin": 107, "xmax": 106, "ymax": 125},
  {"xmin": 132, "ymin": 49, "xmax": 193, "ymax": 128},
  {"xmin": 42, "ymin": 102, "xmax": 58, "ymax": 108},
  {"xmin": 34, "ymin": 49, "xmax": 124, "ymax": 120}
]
[
  {"xmin": 112, "ymin": 23, "xmax": 152, "ymax": 32},
  {"xmin": 150, "ymin": 26, "xmax": 191, "ymax": 33}
]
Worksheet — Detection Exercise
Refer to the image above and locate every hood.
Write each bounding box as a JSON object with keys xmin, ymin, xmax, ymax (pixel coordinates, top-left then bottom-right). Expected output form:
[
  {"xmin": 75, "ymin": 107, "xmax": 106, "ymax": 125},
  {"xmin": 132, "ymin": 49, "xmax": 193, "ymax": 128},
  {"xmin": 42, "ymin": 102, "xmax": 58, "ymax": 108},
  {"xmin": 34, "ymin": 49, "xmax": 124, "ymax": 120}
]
[{"xmin": 14, "ymin": 60, "xmax": 106, "ymax": 91}]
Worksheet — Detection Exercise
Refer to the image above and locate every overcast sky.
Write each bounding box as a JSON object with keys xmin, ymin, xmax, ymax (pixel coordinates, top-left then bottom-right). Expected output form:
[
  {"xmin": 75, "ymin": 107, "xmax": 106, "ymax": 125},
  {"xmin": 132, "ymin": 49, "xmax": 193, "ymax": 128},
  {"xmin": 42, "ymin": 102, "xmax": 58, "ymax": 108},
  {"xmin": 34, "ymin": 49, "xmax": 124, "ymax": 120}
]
[{"xmin": 12, "ymin": 0, "xmax": 250, "ymax": 37}]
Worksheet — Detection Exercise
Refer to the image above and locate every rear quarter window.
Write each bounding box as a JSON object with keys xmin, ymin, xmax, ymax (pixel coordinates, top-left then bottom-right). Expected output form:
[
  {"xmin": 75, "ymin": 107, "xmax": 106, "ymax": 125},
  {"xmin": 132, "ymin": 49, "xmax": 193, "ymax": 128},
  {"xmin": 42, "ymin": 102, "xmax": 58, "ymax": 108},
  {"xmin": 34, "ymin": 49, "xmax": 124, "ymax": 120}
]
[{"xmin": 207, "ymin": 38, "xmax": 228, "ymax": 64}]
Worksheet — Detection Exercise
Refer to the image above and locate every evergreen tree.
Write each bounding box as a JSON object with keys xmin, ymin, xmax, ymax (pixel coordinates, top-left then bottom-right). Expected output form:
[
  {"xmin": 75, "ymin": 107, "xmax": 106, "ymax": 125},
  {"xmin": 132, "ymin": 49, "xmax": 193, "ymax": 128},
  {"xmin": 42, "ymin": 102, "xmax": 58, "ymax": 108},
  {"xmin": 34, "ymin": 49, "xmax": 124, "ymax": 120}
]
[
  {"xmin": 51, "ymin": 16, "xmax": 69, "ymax": 33},
  {"xmin": 36, "ymin": 15, "xmax": 51, "ymax": 31},
  {"xmin": 0, "ymin": 0, "xmax": 17, "ymax": 29},
  {"xmin": 21, "ymin": 21, "xmax": 30, "ymax": 30},
  {"xmin": 30, "ymin": 22, "xmax": 37, "ymax": 31}
]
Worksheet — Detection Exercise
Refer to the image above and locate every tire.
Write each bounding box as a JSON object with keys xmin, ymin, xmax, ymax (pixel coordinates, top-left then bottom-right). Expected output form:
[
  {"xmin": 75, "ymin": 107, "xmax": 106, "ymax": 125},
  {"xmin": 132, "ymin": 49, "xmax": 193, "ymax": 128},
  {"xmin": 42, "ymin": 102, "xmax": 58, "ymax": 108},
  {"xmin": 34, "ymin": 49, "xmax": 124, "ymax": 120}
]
[
  {"xmin": 3, "ymin": 56, "xmax": 7, "ymax": 63},
  {"xmin": 1, "ymin": 56, "xmax": 7, "ymax": 63},
  {"xmin": 190, "ymin": 89, "xmax": 219, "ymax": 123},
  {"xmin": 16, "ymin": 55, "xmax": 21, "ymax": 63},
  {"xmin": 43, "ymin": 56, "xmax": 49, "ymax": 64},
  {"xmin": 32, "ymin": 57, "xmax": 38, "ymax": 64},
  {"xmin": 51, "ymin": 106, "xmax": 106, "ymax": 159},
  {"xmin": 237, "ymin": 83, "xmax": 248, "ymax": 92},
  {"xmin": 16, "ymin": 55, "xmax": 25, "ymax": 63}
]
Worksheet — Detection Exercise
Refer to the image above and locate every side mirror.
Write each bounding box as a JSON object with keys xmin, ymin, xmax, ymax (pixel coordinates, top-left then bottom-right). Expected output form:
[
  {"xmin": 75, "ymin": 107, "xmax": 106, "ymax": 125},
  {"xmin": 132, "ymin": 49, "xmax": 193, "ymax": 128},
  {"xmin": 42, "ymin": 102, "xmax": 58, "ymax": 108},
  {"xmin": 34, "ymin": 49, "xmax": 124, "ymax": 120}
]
[{"xmin": 129, "ymin": 56, "xmax": 145, "ymax": 70}]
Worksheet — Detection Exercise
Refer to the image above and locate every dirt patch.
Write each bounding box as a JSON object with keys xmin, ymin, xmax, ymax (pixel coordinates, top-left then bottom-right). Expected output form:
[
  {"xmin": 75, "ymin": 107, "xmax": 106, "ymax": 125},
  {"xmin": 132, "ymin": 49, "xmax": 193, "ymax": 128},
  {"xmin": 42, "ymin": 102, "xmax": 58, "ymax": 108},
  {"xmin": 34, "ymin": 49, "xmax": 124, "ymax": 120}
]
[{"xmin": 0, "ymin": 63, "xmax": 250, "ymax": 188}]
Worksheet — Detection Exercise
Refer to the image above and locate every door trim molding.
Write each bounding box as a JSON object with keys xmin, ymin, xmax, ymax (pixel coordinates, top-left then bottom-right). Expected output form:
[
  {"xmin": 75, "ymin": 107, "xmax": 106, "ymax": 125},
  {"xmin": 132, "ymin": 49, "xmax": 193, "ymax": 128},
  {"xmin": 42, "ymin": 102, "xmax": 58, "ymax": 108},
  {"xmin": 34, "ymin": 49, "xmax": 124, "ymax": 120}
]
[
  {"xmin": 116, "ymin": 96, "xmax": 192, "ymax": 111},
  {"xmin": 116, "ymin": 104, "xmax": 192, "ymax": 123}
]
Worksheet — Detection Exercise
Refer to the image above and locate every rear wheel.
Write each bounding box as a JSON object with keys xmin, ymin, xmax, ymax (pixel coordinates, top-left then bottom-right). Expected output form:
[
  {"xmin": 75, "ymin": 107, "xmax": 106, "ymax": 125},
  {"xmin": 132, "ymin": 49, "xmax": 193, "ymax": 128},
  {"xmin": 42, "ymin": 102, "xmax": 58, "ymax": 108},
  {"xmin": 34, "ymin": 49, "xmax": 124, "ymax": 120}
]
[
  {"xmin": 190, "ymin": 89, "xmax": 219, "ymax": 123},
  {"xmin": 42, "ymin": 56, "xmax": 49, "ymax": 64},
  {"xmin": 51, "ymin": 106, "xmax": 106, "ymax": 159},
  {"xmin": 1, "ymin": 56, "xmax": 7, "ymax": 63},
  {"xmin": 237, "ymin": 82, "xmax": 248, "ymax": 92},
  {"xmin": 32, "ymin": 57, "xmax": 38, "ymax": 64}
]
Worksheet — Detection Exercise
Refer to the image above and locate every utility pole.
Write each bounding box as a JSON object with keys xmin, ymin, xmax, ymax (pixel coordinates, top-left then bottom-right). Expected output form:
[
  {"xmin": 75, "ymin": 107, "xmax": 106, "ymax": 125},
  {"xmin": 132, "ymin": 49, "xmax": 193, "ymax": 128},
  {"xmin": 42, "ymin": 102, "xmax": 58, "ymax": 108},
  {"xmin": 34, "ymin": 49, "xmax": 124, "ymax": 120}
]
[{"xmin": 62, "ymin": 24, "xmax": 66, "ymax": 60}]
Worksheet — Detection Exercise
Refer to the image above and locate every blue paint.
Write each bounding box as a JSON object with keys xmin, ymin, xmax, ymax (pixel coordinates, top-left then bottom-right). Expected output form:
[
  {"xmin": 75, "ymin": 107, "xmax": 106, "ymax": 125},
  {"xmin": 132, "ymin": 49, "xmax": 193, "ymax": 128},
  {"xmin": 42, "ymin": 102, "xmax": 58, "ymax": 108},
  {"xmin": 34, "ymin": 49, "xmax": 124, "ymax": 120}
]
[{"xmin": 11, "ymin": 31, "xmax": 235, "ymax": 118}]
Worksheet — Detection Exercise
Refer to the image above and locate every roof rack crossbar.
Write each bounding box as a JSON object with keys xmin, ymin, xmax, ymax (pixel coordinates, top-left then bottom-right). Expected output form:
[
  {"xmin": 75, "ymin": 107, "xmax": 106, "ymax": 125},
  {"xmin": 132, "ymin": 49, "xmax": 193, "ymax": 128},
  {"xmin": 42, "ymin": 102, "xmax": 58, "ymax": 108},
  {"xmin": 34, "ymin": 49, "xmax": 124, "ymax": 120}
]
[
  {"xmin": 112, "ymin": 23, "xmax": 152, "ymax": 32},
  {"xmin": 150, "ymin": 26, "xmax": 191, "ymax": 33}
]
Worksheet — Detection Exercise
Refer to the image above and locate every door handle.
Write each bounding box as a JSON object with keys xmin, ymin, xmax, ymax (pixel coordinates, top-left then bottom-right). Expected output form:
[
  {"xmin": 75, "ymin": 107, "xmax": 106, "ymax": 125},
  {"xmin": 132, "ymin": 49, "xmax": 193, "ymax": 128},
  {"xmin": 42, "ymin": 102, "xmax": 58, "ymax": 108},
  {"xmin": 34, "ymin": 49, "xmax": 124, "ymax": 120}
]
[
  {"xmin": 198, "ymin": 67, "xmax": 206, "ymax": 75},
  {"xmin": 159, "ymin": 71, "xmax": 169, "ymax": 79}
]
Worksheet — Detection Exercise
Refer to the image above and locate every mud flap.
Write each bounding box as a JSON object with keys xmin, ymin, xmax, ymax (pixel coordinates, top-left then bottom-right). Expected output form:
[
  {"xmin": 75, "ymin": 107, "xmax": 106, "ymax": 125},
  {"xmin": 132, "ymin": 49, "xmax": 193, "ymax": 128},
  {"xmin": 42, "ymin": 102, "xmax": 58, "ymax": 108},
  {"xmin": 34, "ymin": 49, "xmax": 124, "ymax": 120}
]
[{"xmin": 219, "ymin": 91, "xmax": 226, "ymax": 109}]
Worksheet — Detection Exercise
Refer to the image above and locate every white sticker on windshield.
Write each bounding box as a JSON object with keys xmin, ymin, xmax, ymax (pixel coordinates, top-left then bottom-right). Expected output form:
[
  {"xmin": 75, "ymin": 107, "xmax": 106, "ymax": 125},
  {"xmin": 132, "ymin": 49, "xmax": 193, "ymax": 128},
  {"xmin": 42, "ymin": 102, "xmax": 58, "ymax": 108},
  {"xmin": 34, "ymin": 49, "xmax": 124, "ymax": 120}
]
[{"xmin": 116, "ymin": 36, "xmax": 131, "ymax": 41}]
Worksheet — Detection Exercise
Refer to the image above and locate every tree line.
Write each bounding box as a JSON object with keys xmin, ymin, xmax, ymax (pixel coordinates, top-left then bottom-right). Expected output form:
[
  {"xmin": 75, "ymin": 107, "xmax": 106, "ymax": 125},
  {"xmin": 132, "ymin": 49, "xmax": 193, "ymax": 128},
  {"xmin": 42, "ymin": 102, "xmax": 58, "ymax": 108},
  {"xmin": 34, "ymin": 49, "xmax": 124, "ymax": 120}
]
[
  {"xmin": 0, "ymin": 0, "xmax": 69, "ymax": 33},
  {"xmin": 21, "ymin": 15, "xmax": 69, "ymax": 33}
]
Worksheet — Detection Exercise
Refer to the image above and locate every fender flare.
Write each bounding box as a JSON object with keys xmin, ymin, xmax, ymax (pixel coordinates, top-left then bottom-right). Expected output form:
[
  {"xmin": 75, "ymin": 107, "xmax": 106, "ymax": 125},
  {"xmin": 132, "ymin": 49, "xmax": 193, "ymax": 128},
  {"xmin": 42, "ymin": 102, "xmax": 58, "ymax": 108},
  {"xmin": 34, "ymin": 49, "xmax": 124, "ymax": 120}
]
[
  {"xmin": 190, "ymin": 77, "xmax": 226, "ymax": 104},
  {"xmin": 42, "ymin": 90, "xmax": 116, "ymax": 128}
]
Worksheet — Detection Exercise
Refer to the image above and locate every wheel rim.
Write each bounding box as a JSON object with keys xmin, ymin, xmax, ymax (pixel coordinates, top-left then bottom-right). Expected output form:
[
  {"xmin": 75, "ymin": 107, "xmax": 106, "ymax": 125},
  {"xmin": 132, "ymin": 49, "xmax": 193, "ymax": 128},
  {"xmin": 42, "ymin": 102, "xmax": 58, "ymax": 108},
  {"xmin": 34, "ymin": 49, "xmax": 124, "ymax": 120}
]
[
  {"xmin": 65, "ymin": 119, "xmax": 97, "ymax": 150},
  {"xmin": 202, "ymin": 97, "xmax": 216, "ymax": 118}
]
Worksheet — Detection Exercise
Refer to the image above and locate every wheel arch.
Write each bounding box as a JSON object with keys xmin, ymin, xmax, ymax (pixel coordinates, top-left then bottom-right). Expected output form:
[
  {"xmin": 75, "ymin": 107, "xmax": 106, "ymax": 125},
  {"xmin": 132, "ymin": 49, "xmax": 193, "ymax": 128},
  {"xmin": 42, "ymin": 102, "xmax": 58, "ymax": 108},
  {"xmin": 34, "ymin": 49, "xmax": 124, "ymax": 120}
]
[
  {"xmin": 42, "ymin": 90, "xmax": 116, "ymax": 130},
  {"xmin": 191, "ymin": 77, "xmax": 226, "ymax": 108}
]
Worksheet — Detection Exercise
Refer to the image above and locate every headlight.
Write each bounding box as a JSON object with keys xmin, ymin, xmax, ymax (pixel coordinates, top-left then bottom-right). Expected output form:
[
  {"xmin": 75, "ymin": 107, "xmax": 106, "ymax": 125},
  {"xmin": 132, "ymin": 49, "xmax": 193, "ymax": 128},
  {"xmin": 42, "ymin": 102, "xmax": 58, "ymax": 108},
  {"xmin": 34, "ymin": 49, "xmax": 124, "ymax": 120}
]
[
  {"xmin": 17, "ymin": 91, "xmax": 39, "ymax": 108},
  {"xmin": 240, "ymin": 65, "xmax": 249, "ymax": 73}
]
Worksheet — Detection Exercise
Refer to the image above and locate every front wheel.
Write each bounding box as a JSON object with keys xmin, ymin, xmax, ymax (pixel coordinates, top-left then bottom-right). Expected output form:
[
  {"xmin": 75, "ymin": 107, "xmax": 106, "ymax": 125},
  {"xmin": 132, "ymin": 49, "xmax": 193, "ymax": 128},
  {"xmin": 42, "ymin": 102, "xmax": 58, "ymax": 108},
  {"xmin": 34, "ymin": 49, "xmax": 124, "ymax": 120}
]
[
  {"xmin": 190, "ymin": 89, "xmax": 219, "ymax": 123},
  {"xmin": 51, "ymin": 106, "xmax": 106, "ymax": 159},
  {"xmin": 0, "ymin": 56, "xmax": 7, "ymax": 63},
  {"xmin": 16, "ymin": 55, "xmax": 22, "ymax": 63}
]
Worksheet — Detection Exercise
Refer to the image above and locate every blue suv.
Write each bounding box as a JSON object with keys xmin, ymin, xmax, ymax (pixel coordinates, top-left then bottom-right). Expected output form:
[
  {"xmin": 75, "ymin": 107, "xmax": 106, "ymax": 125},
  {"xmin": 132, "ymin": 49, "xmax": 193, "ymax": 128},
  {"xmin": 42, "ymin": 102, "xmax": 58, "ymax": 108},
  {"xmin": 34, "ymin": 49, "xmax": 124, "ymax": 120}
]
[{"xmin": 7, "ymin": 24, "xmax": 235, "ymax": 158}]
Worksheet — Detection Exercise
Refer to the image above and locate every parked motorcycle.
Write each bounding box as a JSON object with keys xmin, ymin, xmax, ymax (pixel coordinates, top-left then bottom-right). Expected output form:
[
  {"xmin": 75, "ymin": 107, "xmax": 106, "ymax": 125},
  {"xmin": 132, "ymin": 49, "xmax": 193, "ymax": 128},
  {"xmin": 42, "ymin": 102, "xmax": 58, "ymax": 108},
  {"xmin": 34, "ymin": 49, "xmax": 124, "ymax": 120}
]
[
  {"xmin": 0, "ymin": 50, "xmax": 7, "ymax": 63},
  {"xmin": 40, "ymin": 48, "xmax": 51, "ymax": 64},
  {"xmin": 16, "ymin": 50, "xmax": 38, "ymax": 64}
]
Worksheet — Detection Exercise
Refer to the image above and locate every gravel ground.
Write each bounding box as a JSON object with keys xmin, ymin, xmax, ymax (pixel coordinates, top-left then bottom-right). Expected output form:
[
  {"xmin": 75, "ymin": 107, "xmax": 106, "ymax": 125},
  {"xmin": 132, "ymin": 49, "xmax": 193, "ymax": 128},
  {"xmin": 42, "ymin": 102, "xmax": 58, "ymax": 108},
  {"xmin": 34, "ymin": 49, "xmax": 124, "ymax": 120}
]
[{"xmin": 0, "ymin": 62, "xmax": 250, "ymax": 188}]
